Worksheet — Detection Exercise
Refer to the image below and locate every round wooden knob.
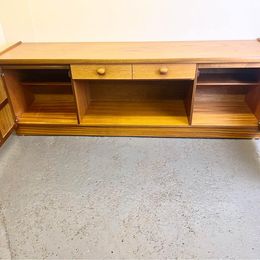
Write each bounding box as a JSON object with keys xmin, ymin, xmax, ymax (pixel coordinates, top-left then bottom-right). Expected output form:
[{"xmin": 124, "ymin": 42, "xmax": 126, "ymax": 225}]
[
  {"xmin": 159, "ymin": 67, "xmax": 168, "ymax": 75},
  {"xmin": 97, "ymin": 67, "xmax": 106, "ymax": 75}
]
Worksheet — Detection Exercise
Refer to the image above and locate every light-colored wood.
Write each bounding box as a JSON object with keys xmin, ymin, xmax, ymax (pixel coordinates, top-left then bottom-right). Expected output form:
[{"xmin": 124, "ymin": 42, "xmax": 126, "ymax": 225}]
[
  {"xmin": 193, "ymin": 87, "xmax": 258, "ymax": 127},
  {"xmin": 159, "ymin": 67, "xmax": 169, "ymax": 75},
  {"xmin": 86, "ymin": 80, "xmax": 189, "ymax": 101},
  {"xmin": 72, "ymin": 80, "xmax": 90, "ymax": 121},
  {"xmin": 1, "ymin": 41, "xmax": 260, "ymax": 64},
  {"xmin": 0, "ymin": 104, "xmax": 14, "ymax": 138},
  {"xmin": 133, "ymin": 64, "xmax": 196, "ymax": 80},
  {"xmin": 0, "ymin": 65, "xmax": 69, "ymax": 70},
  {"xmin": 186, "ymin": 66, "xmax": 199, "ymax": 124},
  {"xmin": 16, "ymin": 125, "xmax": 260, "ymax": 139},
  {"xmin": 246, "ymin": 86, "xmax": 260, "ymax": 121},
  {"xmin": 197, "ymin": 74, "xmax": 259, "ymax": 86},
  {"xmin": 18, "ymin": 94, "xmax": 78, "ymax": 125},
  {"xmin": 0, "ymin": 99, "xmax": 8, "ymax": 110},
  {"xmin": 0, "ymin": 76, "xmax": 7, "ymax": 104},
  {"xmin": 1, "ymin": 41, "xmax": 260, "ymax": 140},
  {"xmin": 71, "ymin": 64, "xmax": 132, "ymax": 79},
  {"xmin": 74, "ymin": 80, "xmax": 190, "ymax": 126},
  {"xmin": 0, "ymin": 71, "xmax": 16, "ymax": 146},
  {"xmin": 198, "ymin": 63, "xmax": 260, "ymax": 69},
  {"xmin": 2, "ymin": 70, "xmax": 34, "ymax": 117},
  {"xmin": 21, "ymin": 82, "xmax": 71, "ymax": 86},
  {"xmin": 2, "ymin": 69, "xmax": 78, "ymax": 126},
  {"xmin": 81, "ymin": 100, "xmax": 188, "ymax": 127},
  {"xmin": 96, "ymin": 67, "xmax": 106, "ymax": 75},
  {"xmin": 0, "ymin": 42, "xmax": 22, "ymax": 56}
]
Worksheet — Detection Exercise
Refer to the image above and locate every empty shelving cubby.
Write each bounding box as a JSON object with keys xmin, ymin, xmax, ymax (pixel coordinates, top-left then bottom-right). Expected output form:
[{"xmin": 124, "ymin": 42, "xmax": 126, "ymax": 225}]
[
  {"xmin": 193, "ymin": 68, "xmax": 260, "ymax": 127},
  {"xmin": 73, "ymin": 80, "xmax": 194, "ymax": 127},
  {"xmin": 3, "ymin": 68, "xmax": 78, "ymax": 125}
]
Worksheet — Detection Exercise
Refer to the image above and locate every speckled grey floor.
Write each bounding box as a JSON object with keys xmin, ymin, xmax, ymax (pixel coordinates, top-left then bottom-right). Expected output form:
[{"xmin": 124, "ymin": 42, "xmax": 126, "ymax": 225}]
[{"xmin": 0, "ymin": 135, "xmax": 260, "ymax": 259}]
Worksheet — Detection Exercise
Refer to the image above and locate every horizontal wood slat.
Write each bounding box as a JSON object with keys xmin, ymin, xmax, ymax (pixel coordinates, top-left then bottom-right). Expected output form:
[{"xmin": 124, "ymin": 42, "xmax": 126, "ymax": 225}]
[
  {"xmin": 16, "ymin": 125, "xmax": 260, "ymax": 139},
  {"xmin": 1, "ymin": 41, "xmax": 260, "ymax": 64}
]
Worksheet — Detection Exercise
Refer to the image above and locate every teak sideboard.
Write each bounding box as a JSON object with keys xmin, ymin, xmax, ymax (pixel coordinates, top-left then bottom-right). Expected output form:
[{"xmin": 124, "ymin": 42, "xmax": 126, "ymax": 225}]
[{"xmin": 0, "ymin": 40, "xmax": 260, "ymax": 146}]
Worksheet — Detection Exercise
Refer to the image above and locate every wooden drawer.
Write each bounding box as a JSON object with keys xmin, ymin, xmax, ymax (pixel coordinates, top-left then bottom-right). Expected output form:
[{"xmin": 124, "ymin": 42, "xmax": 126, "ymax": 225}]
[
  {"xmin": 71, "ymin": 64, "xmax": 132, "ymax": 80},
  {"xmin": 133, "ymin": 64, "xmax": 196, "ymax": 80}
]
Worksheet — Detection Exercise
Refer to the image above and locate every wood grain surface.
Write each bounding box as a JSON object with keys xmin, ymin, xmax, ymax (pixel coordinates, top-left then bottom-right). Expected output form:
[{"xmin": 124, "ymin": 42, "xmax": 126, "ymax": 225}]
[
  {"xmin": 193, "ymin": 89, "xmax": 258, "ymax": 127},
  {"xmin": 81, "ymin": 100, "xmax": 188, "ymax": 127},
  {"xmin": 0, "ymin": 104, "xmax": 14, "ymax": 138},
  {"xmin": 1, "ymin": 41, "xmax": 260, "ymax": 139},
  {"xmin": 18, "ymin": 94, "xmax": 78, "ymax": 125},
  {"xmin": 71, "ymin": 64, "xmax": 132, "ymax": 79},
  {"xmin": 0, "ymin": 76, "xmax": 7, "ymax": 104},
  {"xmin": 16, "ymin": 125, "xmax": 260, "ymax": 139},
  {"xmin": 1, "ymin": 41, "xmax": 260, "ymax": 64},
  {"xmin": 133, "ymin": 64, "xmax": 196, "ymax": 79}
]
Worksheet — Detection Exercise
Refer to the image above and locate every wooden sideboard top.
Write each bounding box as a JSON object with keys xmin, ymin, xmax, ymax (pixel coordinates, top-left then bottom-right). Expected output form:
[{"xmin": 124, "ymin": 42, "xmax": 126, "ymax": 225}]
[
  {"xmin": 0, "ymin": 40, "xmax": 260, "ymax": 64},
  {"xmin": 0, "ymin": 42, "xmax": 22, "ymax": 56}
]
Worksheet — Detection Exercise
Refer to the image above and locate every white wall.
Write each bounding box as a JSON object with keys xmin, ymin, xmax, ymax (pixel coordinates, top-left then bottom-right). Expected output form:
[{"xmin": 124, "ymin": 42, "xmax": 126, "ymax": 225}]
[
  {"xmin": 0, "ymin": 0, "xmax": 260, "ymax": 42},
  {"xmin": 0, "ymin": 23, "xmax": 5, "ymax": 44}
]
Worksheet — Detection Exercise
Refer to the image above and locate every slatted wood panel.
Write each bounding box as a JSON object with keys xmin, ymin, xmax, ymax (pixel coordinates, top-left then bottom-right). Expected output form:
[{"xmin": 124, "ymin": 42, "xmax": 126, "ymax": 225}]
[
  {"xmin": 193, "ymin": 88, "xmax": 258, "ymax": 127},
  {"xmin": 0, "ymin": 77, "xmax": 7, "ymax": 104},
  {"xmin": 81, "ymin": 100, "xmax": 188, "ymax": 127},
  {"xmin": 0, "ymin": 104, "xmax": 14, "ymax": 138},
  {"xmin": 18, "ymin": 94, "xmax": 78, "ymax": 125},
  {"xmin": 16, "ymin": 125, "xmax": 260, "ymax": 139}
]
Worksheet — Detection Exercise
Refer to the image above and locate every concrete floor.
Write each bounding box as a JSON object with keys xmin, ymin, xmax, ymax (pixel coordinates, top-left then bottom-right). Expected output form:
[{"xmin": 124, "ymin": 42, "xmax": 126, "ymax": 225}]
[{"xmin": 0, "ymin": 135, "xmax": 260, "ymax": 259}]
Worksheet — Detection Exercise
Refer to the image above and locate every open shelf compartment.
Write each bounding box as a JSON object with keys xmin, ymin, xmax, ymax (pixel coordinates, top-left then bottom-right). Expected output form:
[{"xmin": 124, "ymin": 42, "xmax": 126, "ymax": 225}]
[
  {"xmin": 73, "ymin": 80, "xmax": 193, "ymax": 127},
  {"xmin": 197, "ymin": 68, "xmax": 260, "ymax": 86},
  {"xmin": 193, "ymin": 68, "xmax": 260, "ymax": 127},
  {"xmin": 3, "ymin": 68, "xmax": 78, "ymax": 125}
]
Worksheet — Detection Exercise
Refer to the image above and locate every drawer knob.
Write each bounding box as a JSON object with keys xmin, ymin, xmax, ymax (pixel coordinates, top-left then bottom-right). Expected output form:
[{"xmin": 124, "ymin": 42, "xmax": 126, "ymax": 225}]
[
  {"xmin": 159, "ymin": 67, "xmax": 168, "ymax": 75},
  {"xmin": 97, "ymin": 67, "xmax": 106, "ymax": 75}
]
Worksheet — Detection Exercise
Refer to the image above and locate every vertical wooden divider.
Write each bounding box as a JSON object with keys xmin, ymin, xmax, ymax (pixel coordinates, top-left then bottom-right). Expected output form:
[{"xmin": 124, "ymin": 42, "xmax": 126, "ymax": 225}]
[
  {"xmin": 70, "ymin": 73, "xmax": 80, "ymax": 125},
  {"xmin": 245, "ymin": 85, "xmax": 260, "ymax": 123},
  {"xmin": 71, "ymin": 78, "xmax": 90, "ymax": 125},
  {"xmin": 185, "ymin": 65, "xmax": 198, "ymax": 125},
  {"xmin": 2, "ymin": 69, "xmax": 34, "ymax": 119}
]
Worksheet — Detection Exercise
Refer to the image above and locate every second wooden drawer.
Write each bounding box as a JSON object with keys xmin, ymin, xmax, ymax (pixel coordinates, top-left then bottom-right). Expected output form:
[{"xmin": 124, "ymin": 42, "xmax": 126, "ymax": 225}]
[
  {"xmin": 133, "ymin": 64, "xmax": 196, "ymax": 80},
  {"xmin": 71, "ymin": 64, "xmax": 132, "ymax": 80}
]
